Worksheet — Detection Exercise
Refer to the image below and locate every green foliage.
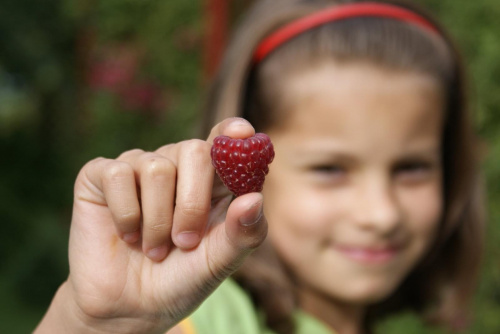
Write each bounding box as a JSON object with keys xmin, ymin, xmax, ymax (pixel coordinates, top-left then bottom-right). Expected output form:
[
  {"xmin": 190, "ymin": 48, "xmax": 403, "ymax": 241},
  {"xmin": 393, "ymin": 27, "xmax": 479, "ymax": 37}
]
[
  {"xmin": 0, "ymin": 0, "xmax": 202, "ymax": 332},
  {"xmin": 1, "ymin": 0, "xmax": 499, "ymax": 333}
]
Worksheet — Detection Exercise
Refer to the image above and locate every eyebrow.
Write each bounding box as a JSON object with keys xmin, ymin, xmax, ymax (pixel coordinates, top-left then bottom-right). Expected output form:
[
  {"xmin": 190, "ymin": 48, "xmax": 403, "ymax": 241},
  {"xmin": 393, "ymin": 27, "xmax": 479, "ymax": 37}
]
[
  {"xmin": 288, "ymin": 143, "xmax": 441, "ymax": 163},
  {"xmin": 397, "ymin": 148, "xmax": 442, "ymax": 161},
  {"xmin": 287, "ymin": 149, "xmax": 361, "ymax": 168}
]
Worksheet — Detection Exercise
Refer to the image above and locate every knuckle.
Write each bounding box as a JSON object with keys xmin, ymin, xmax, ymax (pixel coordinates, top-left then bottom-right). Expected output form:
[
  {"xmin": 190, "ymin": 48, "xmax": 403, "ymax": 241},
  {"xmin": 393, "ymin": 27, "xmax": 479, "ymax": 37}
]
[
  {"xmin": 89, "ymin": 156, "xmax": 106, "ymax": 164},
  {"xmin": 207, "ymin": 256, "xmax": 240, "ymax": 283},
  {"xmin": 116, "ymin": 209, "xmax": 141, "ymax": 228},
  {"xmin": 80, "ymin": 157, "xmax": 105, "ymax": 173},
  {"xmin": 184, "ymin": 139, "xmax": 211, "ymax": 157},
  {"xmin": 118, "ymin": 148, "xmax": 144, "ymax": 160},
  {"xmin": 103, "ymin": 161, "xmax": 133, "ymax": 182},
  {"xmin": 75, "ymin": 158, "xmax": 109, "ymax": 197},
  {"xmin": 177, "ymin": 201, "xmax": 209, "ymax": 219},
  {"xmin": 142, "ymin": 157, "xmax": 175, "ymax": 179},
  {"xmin": 78, "ymin": 157, "xmax": 102, "ymax": 177},
  {"xmin": 155, "ymin": 143, "xmax": 175, "ymax": 155},
  {"xmin": 146, "ymin": 220, "xmax": 170, "ymax": 233},
  {"xmin": 243, "ymin": 227, "xmax": 268, "ymax": 250}
]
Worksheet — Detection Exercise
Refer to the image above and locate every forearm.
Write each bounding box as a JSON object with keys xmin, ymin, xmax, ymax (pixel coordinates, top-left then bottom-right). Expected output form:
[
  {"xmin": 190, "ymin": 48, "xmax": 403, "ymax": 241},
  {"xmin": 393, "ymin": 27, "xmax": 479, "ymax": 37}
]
[
  {"xmin": 35, "ymin": 281, "xmax": 94, "ymax": 334},
  {"xmin": 35, "ymin": 281, "xmax": 169, "ymax": 334}
]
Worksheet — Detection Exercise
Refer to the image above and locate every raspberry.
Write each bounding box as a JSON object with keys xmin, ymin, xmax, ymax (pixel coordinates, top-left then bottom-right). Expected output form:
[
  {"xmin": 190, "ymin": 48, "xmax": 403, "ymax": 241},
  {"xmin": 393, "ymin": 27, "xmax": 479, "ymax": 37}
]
[{"xmin": 211, "ymin": 133, "xmax": 275, "ymax": 197}]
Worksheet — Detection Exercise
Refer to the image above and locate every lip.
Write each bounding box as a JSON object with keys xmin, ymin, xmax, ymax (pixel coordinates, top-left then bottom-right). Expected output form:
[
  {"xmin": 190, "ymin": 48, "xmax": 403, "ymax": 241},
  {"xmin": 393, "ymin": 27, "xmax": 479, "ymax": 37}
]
[{"xmin": 335, "ymin": 245, "xmax": 400, "ymax": 264}]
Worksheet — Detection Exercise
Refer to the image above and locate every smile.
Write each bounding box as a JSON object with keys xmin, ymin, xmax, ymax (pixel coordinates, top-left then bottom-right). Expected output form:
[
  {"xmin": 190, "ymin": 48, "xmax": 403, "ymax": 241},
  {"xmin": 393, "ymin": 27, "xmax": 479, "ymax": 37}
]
[{"xmin": 335, "ymin": 245, "xmax": 399, "ymax": 264}]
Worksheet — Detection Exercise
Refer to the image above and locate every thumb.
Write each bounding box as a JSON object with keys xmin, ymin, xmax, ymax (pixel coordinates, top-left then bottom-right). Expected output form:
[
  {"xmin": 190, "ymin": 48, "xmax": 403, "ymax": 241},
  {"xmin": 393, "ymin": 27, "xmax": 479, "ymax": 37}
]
[
  {"xmin": 206, "ymin": 192, "xmax": 268, "ymax": 280},
  {"xmin": 206, "ymin": 117, "xmax": 255, "ymax": 144}
]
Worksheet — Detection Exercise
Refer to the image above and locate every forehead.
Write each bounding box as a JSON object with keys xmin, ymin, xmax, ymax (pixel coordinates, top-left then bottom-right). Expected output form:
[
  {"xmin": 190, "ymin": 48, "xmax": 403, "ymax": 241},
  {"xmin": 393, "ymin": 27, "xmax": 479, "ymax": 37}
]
[{"xmin": 275, "ymin": 61, "xmax": 445, "ymax": 149}]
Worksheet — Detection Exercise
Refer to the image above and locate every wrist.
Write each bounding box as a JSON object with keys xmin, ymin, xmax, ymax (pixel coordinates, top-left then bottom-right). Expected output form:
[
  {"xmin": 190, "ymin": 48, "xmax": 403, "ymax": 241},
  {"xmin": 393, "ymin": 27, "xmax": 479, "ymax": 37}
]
[
  {"xmin": 35, "ymin": 280, "xmax": 170, "ymax": 334},
  {"xmin": 35, "ymin": 280, "xmax": 108, "ymax": 334}
]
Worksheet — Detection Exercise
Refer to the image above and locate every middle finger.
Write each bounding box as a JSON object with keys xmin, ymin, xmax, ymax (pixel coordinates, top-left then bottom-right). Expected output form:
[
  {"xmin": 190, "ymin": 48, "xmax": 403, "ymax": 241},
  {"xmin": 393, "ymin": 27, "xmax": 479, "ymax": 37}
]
[
  {"xmin": 118, "ymin": 149, "xmax": 176, "ymax": 261},
  {"xmin": 164, "ymin": 139, "xmax": 214, "ymax": 250}
]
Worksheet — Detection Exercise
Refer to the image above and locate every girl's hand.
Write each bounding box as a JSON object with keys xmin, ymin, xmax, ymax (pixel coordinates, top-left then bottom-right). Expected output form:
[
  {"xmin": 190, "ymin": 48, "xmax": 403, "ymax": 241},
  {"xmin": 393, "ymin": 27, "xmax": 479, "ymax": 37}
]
[{"xmin": 35, "ymin": 118, "xmax": 268, "ymax": 334}]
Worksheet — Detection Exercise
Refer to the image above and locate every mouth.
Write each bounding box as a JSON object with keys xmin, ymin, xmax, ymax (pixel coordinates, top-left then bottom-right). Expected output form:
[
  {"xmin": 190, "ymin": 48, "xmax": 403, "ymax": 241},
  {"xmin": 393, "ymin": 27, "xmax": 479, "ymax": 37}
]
[{"xmin": 334, "ymin": 245, "xmax": 400, "ymax": 264}]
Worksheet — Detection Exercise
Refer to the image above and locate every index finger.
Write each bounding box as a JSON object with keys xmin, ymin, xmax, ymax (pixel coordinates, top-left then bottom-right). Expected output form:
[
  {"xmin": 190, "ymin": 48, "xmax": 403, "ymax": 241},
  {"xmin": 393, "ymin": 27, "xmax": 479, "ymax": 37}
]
[{"xmin": 206, "ymin": 117, "xmax": 255, "ymax": 144}]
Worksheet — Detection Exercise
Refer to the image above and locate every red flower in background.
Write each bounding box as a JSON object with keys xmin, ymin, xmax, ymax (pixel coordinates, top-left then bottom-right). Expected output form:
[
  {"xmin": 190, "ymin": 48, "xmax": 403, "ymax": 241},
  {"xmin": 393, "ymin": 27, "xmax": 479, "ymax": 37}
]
[
  {"xmin": 88, "ymin": 44, "xmax": 139, "ymax": 91},
  {"xmin": 87, "ymin": 43, "xmax": 168, "ymax": 115},
  {"xmin": 118, "ymin": 81, "xmax": 166, "ymax": 113}
]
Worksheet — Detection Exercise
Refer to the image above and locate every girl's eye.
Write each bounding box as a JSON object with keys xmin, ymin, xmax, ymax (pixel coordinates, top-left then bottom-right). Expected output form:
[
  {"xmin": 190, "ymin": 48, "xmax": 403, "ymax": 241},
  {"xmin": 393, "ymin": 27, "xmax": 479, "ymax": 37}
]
[
  {"xmin": 394, "ymin": 162, "xmax": 433, "ymax": 183},
  {"xmin": 309, "ymin": 164, "xmax": 346, "ymax": 184},
  {"xmin": 312, "ymin": 164, "xmax": 344, "ymax": 174}
]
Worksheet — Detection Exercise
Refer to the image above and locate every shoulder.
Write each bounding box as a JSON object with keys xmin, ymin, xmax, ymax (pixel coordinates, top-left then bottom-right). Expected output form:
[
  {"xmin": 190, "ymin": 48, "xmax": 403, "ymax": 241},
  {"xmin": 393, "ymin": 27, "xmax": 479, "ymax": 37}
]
[
  {"xmin": 177, "ymin": 278, "xmax": 335, "ymax": 334},
  {"xmin": 179, "ymin": 278, "xmax": 264, "ymax": 334},
  {"xmin": 293, "ymin": 310, "xmax": 336, "ymax": 334}
]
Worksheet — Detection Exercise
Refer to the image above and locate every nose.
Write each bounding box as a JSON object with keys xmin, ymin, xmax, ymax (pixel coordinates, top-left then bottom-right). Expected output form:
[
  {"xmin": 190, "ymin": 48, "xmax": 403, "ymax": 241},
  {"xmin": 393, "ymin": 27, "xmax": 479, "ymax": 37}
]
[{"xmin": 353, "ymin": 174, "xmax": 402, "ymax": 235}]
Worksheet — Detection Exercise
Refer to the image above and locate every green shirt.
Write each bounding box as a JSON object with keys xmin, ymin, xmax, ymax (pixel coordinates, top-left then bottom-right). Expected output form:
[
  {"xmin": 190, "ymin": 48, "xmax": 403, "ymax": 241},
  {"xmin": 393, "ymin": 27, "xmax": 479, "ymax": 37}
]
[{"xmin": 180, "ymin": 278, "xmax": 334, "ymax": 334}]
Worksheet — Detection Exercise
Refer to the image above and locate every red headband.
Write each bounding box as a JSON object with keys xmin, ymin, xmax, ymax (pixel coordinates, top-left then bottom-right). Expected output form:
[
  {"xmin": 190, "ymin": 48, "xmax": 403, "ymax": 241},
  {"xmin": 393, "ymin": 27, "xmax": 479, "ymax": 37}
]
[{"xmin": 253, "ymin": 2, "xmax": 439, "ymax": 63}]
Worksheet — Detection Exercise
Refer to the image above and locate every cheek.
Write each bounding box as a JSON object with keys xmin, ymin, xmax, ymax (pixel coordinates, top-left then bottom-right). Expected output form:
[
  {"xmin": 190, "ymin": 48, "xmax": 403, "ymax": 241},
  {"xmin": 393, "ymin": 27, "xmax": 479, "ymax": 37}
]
[
  {"xmin": 264, "ymin": 169, "xmax": 338, "ymax": 233},
  {"xmin": 263, "ymin": 179, "xmax": 335, "ymax": 260},
  {"xmin": 401, "ymin": 183, "xmax": 443, "ymax": 250},
  {"xmin": 265, "ymin": 190, "xmax": 328, "ymax": 241}
]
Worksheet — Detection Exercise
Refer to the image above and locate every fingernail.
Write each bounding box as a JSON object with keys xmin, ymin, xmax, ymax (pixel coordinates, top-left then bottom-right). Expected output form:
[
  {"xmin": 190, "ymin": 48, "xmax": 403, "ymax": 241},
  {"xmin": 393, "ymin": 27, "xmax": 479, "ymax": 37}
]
[
  {"xmin": 226, "ymin": 118, "xmax": 253, "ymax": 137},
  {"xmin": 229, "ymin": 117, "xmax": 250, "ymax": 127},
  {"xmin": 147, "ymin": 245, "xmax": 168, "ymax": 261},
  {"xmin": 239, "ymin": 199, "xmax": 263, "ymax": 226},
  {"xmin": 123, "ymin": 231, "xmax": 140, "ymax": 243},
  {"xmin": 176, "ymin": 232, "xmax": 200, "ymax": 249}
]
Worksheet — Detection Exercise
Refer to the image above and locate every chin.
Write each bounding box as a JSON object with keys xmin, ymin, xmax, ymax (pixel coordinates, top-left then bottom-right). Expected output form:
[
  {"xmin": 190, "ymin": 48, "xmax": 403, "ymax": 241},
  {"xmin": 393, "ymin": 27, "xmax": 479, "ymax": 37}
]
[{"xmin": 336, "ymin": 279, "xmax": 401, "ymax": 305}]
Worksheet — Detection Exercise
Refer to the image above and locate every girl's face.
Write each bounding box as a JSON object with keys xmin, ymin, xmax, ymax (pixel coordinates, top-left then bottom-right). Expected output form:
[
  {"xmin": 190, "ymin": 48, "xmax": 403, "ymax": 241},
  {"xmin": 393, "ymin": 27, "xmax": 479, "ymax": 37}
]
[{"xmin": 263, "ymin": 62, "xmax": 444, "ymax": 311}]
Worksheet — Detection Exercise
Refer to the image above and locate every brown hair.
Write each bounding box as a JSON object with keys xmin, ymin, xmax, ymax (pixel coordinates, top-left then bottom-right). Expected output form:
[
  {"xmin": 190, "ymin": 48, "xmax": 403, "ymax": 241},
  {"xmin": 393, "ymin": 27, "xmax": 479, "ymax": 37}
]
[{"xmin": 201, "ymin": 0, "xmax": 485, "ymax": 333}]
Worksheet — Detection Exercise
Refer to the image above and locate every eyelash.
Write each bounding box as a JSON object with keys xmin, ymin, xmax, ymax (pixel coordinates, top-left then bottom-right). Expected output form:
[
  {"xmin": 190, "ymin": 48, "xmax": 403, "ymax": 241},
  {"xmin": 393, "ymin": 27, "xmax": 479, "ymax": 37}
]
[
  {"xmin": 311, "ymin": 164, "xmax": 344, "ymax": 174},
  {"xmin": 310, "ymin": 162, "xmax": 433, "ymax": 177},
  {"xmin": 393, "ymin": 161, "xmax": 433, "ymax": 180},
  {"xmin": 310, "ymin": 165, "xmax": 347, "ymax": 184},
  {"xmin": 307, "ymin": 160, "xmax": 435, "ymax": 186}
]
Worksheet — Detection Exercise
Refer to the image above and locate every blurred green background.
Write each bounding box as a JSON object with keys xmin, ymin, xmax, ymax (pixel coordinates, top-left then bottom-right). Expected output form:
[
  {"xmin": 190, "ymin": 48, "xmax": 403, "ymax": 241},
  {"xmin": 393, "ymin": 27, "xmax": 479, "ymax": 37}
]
[{"xmin": 0, "ymin": 0, "xmax": 499, "ymax": 333}]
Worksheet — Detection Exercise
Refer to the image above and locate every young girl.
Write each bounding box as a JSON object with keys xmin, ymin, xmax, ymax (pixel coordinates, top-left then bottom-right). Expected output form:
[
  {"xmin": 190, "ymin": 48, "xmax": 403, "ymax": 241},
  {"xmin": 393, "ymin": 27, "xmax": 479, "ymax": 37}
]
[{"xmin": 36, "ymin": 0, "xmax": 484, "ymax": 333}]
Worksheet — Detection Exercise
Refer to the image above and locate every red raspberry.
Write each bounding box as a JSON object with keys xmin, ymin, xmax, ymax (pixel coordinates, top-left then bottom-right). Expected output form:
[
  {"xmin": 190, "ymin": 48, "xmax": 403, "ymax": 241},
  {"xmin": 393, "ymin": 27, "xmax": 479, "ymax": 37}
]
[{"xmin": 211, "ymin": 133, "xmax": 275, "ymax": 197}]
